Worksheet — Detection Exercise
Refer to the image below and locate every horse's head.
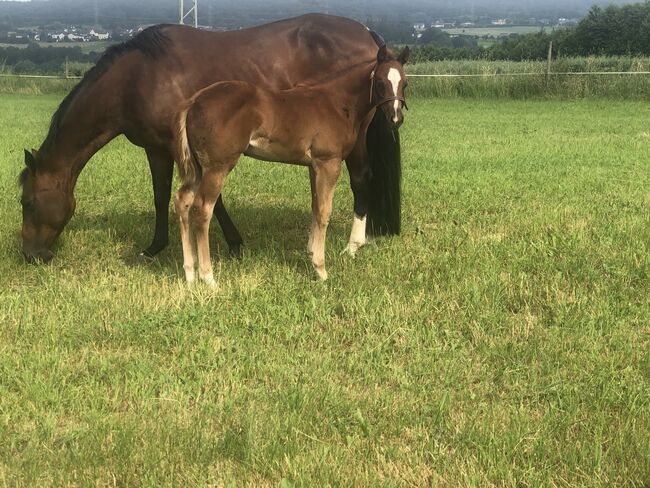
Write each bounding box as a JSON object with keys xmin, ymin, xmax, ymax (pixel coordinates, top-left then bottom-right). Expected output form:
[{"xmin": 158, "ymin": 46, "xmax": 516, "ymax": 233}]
[
  {"xmin": 372, "ymin": 44, "xmax": 409, "ymax": 130},
  {"xmin": 19, "ymin": 149, "xmax": 76, "ymax": 263}
]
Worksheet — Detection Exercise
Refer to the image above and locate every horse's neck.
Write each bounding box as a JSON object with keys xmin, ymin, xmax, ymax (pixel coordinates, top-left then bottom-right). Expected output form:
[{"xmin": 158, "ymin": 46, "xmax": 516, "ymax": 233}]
[
  {"xmin": 317, "ymin": 62, "xmax": 374, "ymax": 121},
  {"xmin": 40, "ymin": 86, "xmax": 120, "ymax": 187}
]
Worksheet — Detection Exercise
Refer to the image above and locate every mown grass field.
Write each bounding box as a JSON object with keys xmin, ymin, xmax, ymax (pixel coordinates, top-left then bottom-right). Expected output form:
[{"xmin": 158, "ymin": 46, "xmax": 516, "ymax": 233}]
[
  {"xmin": 442, "ymin": 26, "xmax": 545, "ymax": 37},
  {"xmin": 0, "ymin": 94, "xmax": 649, "ymax": 486}
]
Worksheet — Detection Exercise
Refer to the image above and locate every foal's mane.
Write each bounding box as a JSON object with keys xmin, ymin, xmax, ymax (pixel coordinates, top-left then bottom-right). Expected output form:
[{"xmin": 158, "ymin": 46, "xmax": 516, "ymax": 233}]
[{"xmin": 40, "ymin": 25, "xmax": 172, "ymax": 155}]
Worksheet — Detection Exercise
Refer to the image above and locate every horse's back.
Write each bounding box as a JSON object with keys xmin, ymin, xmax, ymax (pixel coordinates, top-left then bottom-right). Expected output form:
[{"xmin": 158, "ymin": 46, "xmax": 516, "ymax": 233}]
[{"xmin": 117, "ymin": 15, "xmax": 380, "ymax": 149}]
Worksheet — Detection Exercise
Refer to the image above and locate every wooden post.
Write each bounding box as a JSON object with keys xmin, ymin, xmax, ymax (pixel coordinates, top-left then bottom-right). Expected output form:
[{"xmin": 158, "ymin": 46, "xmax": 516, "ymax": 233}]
[
  {"xmin": 546, "ymin": 41, "xmax": 553, "ymax": 78},
  {"xmin": 64, "ymin": 56, "xmax": 69, "ymax": 79}
]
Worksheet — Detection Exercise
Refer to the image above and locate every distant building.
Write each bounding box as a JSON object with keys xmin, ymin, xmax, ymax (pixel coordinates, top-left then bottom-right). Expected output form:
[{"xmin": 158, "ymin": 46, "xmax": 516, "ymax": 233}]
[{"xmin": 89, "ymin": 29, "xmax": 110, "ymax": 40}]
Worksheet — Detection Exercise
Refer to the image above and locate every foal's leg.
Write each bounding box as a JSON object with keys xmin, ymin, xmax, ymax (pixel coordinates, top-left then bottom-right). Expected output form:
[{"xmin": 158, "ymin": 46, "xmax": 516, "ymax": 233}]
[
  {"xmin": 191, "ymin": 164, "xmax": 234, "ymax": 286},
  {"xmin": 309, "ymin": 160, "xmax": 341, "ymax": 280},
  {"xmin": 144, "ymin": 147, "xmax": 244, "ymax": 259},
  {"xmin": 174, "ymin": 183, "xmax": 198, "ymax": 283}
]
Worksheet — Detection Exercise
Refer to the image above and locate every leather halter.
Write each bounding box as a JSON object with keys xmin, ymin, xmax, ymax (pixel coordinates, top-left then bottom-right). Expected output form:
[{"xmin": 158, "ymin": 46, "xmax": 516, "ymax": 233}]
[{"xmin": 369, "ymin": 67, "xmax": 408, "ymax": 111}]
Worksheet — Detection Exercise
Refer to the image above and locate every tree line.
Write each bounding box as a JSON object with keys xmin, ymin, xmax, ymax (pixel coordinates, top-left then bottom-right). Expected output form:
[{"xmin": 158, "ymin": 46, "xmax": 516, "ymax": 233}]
[
  {"xmin": 2, "ymin": 1, "xmax": 650, "ymax": 75},
  {"xmin": 0, "ymin": 42, "xmax": 99, "ymax": 75},
  {"xmin": 411, "ymin": 2, "xmax": 650, "ymax": 62}
]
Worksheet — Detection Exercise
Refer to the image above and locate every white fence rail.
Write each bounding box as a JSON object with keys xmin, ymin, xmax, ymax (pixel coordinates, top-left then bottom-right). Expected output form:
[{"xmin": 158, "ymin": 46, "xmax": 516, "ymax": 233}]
[
  {"xmin": 2, "ymin": 71, "xmax": 650, "ymax": 81},
  {"xmin": 407, "ymin": 71, "xmax": 650, "ymax": 78}
]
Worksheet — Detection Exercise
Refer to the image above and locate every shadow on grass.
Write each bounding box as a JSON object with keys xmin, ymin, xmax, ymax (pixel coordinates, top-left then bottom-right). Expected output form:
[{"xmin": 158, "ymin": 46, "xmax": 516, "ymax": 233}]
[{"xmin": 66, "ymin": 201, "xmax": 345, "ymax": 276}]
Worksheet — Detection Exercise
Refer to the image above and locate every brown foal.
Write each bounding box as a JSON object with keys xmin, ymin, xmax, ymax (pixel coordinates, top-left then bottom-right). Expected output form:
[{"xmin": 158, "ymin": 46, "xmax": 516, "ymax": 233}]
[{"xmin": 174, "ymin": 45, "xmax": 409, "ymax": 284}]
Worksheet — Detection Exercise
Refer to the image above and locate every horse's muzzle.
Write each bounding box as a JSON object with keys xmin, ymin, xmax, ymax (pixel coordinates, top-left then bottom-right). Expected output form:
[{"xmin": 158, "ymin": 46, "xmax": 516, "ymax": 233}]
[{"xmin": 23, "ymin": 247, "xmax": 54, "ymax": 264}]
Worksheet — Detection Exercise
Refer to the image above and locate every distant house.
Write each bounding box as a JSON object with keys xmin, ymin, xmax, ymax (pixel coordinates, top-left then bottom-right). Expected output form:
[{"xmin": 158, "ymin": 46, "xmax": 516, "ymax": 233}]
[
  {"xmin": 413, "ymin": 23, "xmax": 426, "ymax": 33},
  {"xmin": 49, "ymin": 33, "xmax": 67, "ymax": 42},
  {"xmin": 491, "ymin": 19, "xmax": 510, "ymax": 26},
  {"xmin": 67, "ymin": 33, "xmax": 87, "ymax": 42},
  {"xmin": 431, "ymin": 21, "xmax": 454, "ymax": 29},
  {"xmin": 89, "ymin": 28, "xmax": 110, "ymax": 40}
]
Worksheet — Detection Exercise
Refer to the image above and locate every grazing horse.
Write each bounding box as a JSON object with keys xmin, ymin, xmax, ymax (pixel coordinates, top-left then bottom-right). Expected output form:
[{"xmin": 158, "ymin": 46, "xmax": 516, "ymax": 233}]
[
  {"xmin": 18, "ymin": 15, "xmax": 403, "ymax": 263},
  {"xmin": 174, "ymin": 45, "xmax": 409, "ymax": 284}
]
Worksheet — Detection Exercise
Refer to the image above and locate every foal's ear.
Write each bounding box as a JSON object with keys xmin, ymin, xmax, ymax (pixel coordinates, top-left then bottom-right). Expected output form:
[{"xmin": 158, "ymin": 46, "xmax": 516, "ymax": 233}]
[
  {"xmin": 377, "ymin": 44, "xmax": 388, "ymax": 62},
  {"xmin": 24, "ymin": 149, "xmax": 38, "ymax": 172},
  {"xmin": 398, "ymin": 46, "xmax": 410, "ymax": 65}
]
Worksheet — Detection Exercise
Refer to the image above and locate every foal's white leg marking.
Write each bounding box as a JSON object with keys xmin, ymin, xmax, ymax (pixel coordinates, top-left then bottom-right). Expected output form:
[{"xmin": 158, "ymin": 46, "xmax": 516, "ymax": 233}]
[
  {"xmin": 174, "ymin": 188, "xmax": 198, "ymax": 283},
  {"xmin": 342, "ymin": 213, "xmax": 367, "ymax": 257},
  {"xmin": 387, "ymin": 67, "xmax": 402, "ymax": 124}
]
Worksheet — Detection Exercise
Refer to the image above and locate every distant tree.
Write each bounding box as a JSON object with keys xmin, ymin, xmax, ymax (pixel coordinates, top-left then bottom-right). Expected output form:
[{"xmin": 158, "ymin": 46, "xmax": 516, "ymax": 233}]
[
  {"xmin": 13, "ymin": 59, "xmax": 36, "ymax": 74},
  {"xmin": 365, "ymin": 17, "xmax": 415, "ymax": 43},
  {"xmin": 418, "ymin": 27, "xmax": 452, "ymax": 47}
]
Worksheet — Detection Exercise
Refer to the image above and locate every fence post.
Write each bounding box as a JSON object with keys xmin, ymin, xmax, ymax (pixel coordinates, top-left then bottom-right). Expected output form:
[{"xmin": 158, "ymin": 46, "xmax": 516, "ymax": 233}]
[
  {"xmin": 546, "ymin": 41, "xmax": 553, "ymax": 78},
  {"xmin": 65, "ymin": 56, "xmax": 69, "ymax": 79}
]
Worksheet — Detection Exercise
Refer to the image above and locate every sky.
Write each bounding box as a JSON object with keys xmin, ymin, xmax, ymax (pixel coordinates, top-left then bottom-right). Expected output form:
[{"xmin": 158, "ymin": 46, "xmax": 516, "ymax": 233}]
[{"xmin": 0, "ymin": 0, "xmax": 635, "ymax": 27}]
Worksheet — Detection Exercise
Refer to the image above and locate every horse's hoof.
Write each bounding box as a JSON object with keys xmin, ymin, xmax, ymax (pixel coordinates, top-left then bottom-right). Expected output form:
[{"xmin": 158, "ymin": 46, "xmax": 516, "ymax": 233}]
[
  {"xmin": 229, "ymin": 245, "xmax": 243, "ymax": 260},
  {"xmin": 136, "ymin": 251, "xmax": 156, "ymax": 264},
  {"xmin": 340, "ymin": 243, "xmax": 360, "ymax": 257}
]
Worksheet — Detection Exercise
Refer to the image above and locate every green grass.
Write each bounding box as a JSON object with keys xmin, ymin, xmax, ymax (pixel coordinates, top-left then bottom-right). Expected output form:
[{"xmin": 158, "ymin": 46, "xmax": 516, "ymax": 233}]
[
  {"xmin": 0, "ymin": 40, "xmax": 113, "ymax": 53},
  {"xmin": 443, "ymin": 26, "xmax": 546, "ymax": 37},
  {"xmin": 1, "ymin": 94, "xmax": 649, "ymax": 486},
  {"xmin": 407, "ymin": 57, "xmax": 650, "ymax": 99}
]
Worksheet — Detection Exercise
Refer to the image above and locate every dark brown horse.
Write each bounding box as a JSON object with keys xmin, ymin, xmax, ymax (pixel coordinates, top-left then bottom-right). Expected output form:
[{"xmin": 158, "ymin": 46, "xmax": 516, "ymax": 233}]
[
  {"xmin": 19, "ymin": 14, "xmax": 402, "ymax": 263},
  {"xmin": 174, "ymin": 45, "xmax": 409, "ymax": 283}
]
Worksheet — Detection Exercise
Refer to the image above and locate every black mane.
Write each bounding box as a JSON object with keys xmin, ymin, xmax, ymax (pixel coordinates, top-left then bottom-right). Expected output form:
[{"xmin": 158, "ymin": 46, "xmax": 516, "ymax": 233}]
[{"xmin": 40, "ymin": 24, "xmax": 172, "ymax": 155}]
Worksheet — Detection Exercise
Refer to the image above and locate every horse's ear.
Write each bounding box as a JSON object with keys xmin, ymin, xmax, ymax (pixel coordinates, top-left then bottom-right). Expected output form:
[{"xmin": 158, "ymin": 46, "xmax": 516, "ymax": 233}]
[
  {"xmin": 24, "ymin": 149, "xmax": 38, "ymax": 172},
  {"xmin": 398, "ymin": 46, "xmax": 410, "ymax": 65},
  {"xmin": 377, "ymin": 44, "xmax": 388, "ymax": 63}
]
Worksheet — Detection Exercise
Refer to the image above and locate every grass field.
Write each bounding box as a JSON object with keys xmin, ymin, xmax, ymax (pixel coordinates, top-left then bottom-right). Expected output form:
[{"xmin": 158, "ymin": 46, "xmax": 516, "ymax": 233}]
[
  {"xmin": 1, "ymin": 94, "xmax": 649, "ymax": 486},
  {"xmin": 442, "ymin": 26, "xmax": 546, "ymax": 37},
  {"xmin": 0, "ymin": 40, "xmax": 113, "ymax": 53}
]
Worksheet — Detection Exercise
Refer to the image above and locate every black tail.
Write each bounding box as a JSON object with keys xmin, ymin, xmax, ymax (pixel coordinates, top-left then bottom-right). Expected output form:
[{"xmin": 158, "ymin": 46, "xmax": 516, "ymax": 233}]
[{"xmin": 366, "ymin": 111, "xmax": 401, "ymax": 236}]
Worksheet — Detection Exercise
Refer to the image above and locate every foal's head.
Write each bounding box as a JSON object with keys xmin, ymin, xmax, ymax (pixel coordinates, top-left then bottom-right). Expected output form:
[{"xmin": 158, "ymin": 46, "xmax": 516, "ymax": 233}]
[
  {"xmin": 19, "ymin": 149, "xmax": 76, "ymax": 263},
  {"xmin": 372, "ymin": 45, "xmax": 410, "ymax": 130}
]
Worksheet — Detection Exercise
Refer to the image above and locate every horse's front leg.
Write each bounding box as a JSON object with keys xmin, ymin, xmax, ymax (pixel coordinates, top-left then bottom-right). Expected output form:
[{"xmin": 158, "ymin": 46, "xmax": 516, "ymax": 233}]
[
  {"xmin": 174, "ymin": 184, "xmax": 198, "ymax": 283},
  {"xmin": 342, "ymin": 130, "xmax": 371, "ymax": 257},
  {"xmin": 191, "ymin": 164, "xmax": 234, "ymax": 286},
  {"xmin": 144, "ymin": 146, "xmax": 174, "ymax": 259},
  {"xmin": 308, "ymin": 160, "xmax": 342, "ymax": 280}
]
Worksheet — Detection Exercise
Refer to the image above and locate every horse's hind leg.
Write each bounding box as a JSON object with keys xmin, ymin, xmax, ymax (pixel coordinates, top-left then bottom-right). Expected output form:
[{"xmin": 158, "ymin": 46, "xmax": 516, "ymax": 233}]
[
  {"xmin": 174, "ymin": 183, "xmax": 198, "ymax": 283},
  {"xmin": 214, "ymin": 195, "xmax": 244, "ymax": 259},
  {"xmin": 308, "ymin": 160, "xmax": 341, "ymax": 280},
  {"xmin": 191, "ymin": 163, "xmax": 235, "ymax": 286}
]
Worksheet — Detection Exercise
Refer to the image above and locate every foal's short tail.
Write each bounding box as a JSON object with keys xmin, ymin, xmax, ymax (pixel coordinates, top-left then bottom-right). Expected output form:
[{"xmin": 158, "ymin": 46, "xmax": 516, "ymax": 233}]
[{"xmin": 175, "ymin": 106, "xmax": 201, "ymax": 184}]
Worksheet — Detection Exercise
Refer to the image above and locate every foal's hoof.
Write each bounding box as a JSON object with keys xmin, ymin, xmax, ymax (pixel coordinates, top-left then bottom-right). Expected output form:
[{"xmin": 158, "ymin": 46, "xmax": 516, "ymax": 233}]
[
  {"xmin": 202, "ymin": 275, "xmax": 217, "ymax": 288},
  {"xmin": 314, "ymin": 267, "xmax": 328, "ymax": 281}
]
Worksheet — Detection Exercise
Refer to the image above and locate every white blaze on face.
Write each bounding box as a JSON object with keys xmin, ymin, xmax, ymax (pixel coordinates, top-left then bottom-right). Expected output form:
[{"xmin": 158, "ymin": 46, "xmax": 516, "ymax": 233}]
[{"xmin": 387, "ymin": 68, "xmax": 402, "ymax": 123}]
